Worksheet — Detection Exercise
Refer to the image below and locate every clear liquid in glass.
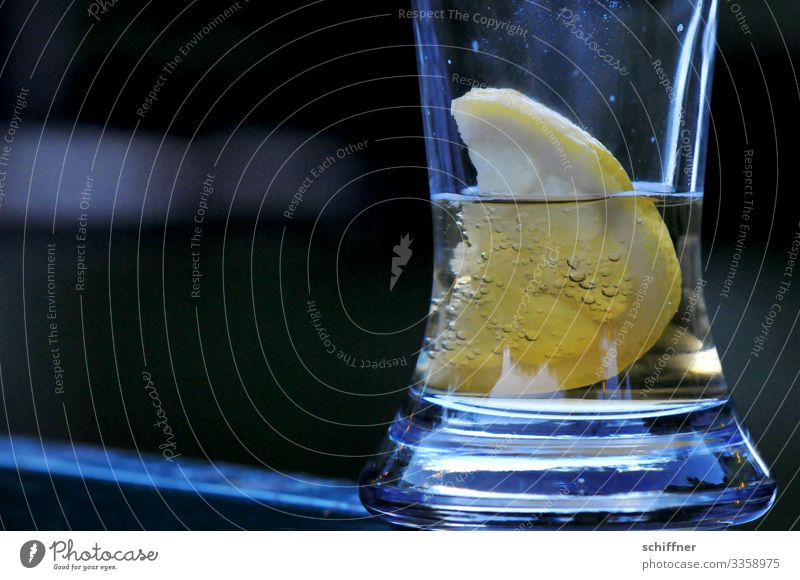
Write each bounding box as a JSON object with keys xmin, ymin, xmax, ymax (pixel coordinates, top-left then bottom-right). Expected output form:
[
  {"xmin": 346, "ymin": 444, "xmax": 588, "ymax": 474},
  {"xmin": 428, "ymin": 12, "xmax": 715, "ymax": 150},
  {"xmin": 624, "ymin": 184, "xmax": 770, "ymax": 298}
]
[{"xmin": 418, "ymin": 189, "xmax": 722, "ymax": 414}]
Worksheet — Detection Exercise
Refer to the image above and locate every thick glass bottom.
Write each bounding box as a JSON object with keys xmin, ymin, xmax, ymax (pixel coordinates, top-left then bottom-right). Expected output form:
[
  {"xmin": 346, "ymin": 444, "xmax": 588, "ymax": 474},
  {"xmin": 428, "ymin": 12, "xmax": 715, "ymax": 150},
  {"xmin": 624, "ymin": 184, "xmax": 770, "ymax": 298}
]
[{"xmin": 359, "ymin": 396, "xmax": 776, "ymax": 530}]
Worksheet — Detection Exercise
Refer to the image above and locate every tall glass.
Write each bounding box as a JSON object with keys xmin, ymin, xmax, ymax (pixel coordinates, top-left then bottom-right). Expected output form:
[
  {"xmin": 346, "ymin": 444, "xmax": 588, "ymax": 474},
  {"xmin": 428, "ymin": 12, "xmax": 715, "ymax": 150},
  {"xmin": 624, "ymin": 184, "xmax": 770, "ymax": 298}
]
[{"xmin": 359, "ymin": 0, "xmax": 776, "ymax": 529}]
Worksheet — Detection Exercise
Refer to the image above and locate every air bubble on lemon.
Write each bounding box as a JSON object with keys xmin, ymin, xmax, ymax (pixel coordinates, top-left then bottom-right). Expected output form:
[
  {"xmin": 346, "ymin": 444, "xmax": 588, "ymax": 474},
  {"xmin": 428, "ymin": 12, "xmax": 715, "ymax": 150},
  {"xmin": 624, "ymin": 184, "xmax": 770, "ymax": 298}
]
[{"xmin": 427, "ymin": 88, "xmax": 681, "ymax": 395}]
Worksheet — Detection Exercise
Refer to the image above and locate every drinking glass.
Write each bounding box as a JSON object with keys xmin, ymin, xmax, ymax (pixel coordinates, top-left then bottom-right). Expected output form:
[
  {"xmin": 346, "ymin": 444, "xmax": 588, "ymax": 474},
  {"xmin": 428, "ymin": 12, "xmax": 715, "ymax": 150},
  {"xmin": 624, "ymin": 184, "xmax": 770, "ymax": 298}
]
[{"xmin": 359, "ymin": 0, "xmax": 776, "ymax": 529}]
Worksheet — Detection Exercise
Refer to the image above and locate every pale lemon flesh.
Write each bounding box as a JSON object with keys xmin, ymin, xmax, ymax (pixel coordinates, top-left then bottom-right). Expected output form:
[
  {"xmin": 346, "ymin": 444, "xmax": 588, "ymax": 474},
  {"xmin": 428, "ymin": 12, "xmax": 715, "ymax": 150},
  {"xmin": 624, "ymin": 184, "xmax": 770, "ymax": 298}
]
[{"xmin": 426, "ymin": 88, "xmax": 681, "ymax": 395}]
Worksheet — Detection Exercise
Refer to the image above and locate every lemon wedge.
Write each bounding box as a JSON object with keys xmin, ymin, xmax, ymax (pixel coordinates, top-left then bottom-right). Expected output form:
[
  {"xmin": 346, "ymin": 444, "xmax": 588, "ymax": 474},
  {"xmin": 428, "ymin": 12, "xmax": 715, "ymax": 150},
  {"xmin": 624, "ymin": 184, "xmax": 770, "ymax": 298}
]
[
  {"xmin": 451, "ymin": 88, "xmax": 632, "ymax": 199},
  {"xmin": 426, "ymin": 88, "xmax": 681, "ymax": 394}
]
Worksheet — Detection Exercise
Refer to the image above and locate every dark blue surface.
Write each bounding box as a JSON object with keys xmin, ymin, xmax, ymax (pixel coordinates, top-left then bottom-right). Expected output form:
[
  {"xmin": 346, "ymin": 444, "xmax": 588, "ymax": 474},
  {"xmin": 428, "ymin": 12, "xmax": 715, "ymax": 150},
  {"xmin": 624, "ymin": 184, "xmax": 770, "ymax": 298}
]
[{"xmin": 0, "ymin": 436, "xmax": 391, "ymax": 530}]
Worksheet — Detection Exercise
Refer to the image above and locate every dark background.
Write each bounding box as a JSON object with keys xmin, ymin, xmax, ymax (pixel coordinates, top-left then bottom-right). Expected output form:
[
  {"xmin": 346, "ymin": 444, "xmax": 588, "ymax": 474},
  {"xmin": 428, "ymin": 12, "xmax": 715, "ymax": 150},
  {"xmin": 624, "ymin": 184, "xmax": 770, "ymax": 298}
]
[{"xmin": 0, "ymin": 1, "xmax": 798, "ymax": 530}]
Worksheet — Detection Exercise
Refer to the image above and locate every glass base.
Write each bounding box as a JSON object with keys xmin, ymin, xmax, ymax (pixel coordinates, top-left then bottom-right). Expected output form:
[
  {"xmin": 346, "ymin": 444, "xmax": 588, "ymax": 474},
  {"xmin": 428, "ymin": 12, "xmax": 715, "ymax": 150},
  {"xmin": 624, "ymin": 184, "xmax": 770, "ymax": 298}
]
[{"xmin": 359, "ymin": 394, "xmax": 776, "ymax": 530}]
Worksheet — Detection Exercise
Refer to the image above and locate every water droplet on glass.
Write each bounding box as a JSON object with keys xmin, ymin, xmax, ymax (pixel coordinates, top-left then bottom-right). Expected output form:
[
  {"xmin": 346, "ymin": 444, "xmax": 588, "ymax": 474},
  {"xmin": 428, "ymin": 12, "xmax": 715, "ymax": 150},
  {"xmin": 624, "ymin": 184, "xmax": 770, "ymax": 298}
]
[
  {"xmin": 582, "ymin": 295, "xmax": 596, "ymax": 305},
  {"xmin": 569, "ymin": 271, "xmax": 586, "ymax": 283},
  {"xmin": 608, "ymin": 253, "xmax": 620, "ymax": 262},
  {"xmin": 677, "ymin": 23, "xmax": 685, "ymax": 33}
]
